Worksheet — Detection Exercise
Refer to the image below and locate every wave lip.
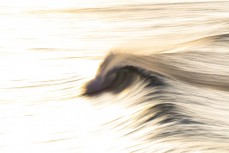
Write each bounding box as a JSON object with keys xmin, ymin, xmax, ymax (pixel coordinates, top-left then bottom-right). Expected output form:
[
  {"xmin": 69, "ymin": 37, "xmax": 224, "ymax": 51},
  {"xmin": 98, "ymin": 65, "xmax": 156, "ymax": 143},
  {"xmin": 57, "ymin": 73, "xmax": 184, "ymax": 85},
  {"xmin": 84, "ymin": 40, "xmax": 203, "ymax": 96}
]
[
  {"xmin": 83, "ymin": 66, "xmax": 164, "ymax": 96},
  {"xmin": 84, "ymin": 75, "xmax": 113, "ymax": 95}
]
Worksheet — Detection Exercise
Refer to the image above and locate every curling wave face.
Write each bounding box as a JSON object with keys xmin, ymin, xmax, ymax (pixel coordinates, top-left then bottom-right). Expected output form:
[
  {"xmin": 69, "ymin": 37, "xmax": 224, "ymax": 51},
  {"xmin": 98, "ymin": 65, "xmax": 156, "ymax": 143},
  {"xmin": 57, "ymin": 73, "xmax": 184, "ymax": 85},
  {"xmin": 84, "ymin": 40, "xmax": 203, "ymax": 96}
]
[{"xmin": 83, "ymin": 34, "xmax": 229, "ymax": 153}]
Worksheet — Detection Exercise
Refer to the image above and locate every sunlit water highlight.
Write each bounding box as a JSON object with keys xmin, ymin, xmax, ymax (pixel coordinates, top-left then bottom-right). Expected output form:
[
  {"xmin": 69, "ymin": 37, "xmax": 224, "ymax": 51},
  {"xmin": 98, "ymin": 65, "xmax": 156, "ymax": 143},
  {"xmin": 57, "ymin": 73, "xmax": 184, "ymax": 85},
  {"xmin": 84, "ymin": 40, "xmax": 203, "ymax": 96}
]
[{"xmin": 0, "ymin": 0, "xmax": 229, "ymax": 153}]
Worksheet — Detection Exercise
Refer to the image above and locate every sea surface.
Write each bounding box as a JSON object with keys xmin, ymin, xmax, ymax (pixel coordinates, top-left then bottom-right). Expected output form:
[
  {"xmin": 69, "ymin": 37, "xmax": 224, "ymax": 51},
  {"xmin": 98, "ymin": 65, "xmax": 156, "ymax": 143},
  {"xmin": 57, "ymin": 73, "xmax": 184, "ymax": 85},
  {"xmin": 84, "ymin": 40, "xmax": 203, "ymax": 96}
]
[{"xmin": 0, "ymin": 1, "xmax": 229, "ymax": 153}]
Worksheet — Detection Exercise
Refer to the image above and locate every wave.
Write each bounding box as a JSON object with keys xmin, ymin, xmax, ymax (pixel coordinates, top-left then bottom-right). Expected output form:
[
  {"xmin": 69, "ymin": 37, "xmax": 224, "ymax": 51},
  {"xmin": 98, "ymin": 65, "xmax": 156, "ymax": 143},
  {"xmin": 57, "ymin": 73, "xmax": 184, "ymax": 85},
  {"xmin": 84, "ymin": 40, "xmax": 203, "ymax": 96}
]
[
  {"xmin": 82, "ymin": 33, "xmax": 229, "ymax": 152},
  {"xmin": 84, "ymin": 33, "xmax": 229, "ymax": 95}
]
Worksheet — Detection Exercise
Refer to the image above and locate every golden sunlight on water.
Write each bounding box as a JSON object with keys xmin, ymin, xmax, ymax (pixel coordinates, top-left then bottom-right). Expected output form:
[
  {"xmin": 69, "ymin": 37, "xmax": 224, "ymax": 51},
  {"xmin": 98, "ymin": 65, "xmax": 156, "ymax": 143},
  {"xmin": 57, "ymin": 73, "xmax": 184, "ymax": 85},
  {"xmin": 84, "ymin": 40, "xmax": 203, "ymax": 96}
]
[{"xmin": 0, "ymin": 0, "xmax": 229, "ymax": 152}]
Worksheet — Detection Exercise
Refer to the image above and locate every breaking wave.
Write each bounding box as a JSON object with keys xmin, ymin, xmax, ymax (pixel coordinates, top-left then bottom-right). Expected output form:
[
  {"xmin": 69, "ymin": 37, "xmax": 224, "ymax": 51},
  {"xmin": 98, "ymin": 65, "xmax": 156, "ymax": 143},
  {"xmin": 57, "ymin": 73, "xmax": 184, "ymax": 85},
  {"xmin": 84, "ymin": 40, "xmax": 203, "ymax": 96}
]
[
  {"xmin": 84, "ymin": 34, "xmax": 229, "ymax": 95},
  {"xmin": 82, "ymin": 34, "xmax": 229, "ymax": 152}
]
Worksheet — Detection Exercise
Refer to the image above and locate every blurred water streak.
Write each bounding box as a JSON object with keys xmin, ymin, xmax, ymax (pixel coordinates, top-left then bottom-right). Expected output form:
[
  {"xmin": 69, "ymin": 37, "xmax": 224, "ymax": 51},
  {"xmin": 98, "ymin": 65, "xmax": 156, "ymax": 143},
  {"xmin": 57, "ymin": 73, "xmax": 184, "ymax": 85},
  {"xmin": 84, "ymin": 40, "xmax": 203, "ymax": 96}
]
[{"xmin": 0, "ymin": 1, "xmax": 229, "ymax": 153}]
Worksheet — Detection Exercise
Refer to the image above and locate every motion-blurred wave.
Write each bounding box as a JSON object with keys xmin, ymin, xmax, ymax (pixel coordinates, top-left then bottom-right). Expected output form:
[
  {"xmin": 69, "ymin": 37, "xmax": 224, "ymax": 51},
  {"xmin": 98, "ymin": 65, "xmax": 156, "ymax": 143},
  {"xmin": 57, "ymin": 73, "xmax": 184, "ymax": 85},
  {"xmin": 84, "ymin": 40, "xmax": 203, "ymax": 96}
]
[
  {"xmin": 0, "ymin": 1, "xmax": 229, "ymax": 153},
  {"xmin": 83, "ymin": 34, "xmax": 229, "ymax": 152}
]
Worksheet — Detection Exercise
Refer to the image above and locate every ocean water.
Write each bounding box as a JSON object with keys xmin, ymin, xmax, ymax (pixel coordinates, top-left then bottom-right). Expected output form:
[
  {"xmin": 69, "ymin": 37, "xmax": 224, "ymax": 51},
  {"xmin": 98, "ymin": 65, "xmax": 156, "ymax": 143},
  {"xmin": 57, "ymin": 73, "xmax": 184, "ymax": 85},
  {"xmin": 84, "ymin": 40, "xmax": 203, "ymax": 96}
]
[{"xmin": 0, "ymin": 1, "xmax": 229, "ymax": 153}]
